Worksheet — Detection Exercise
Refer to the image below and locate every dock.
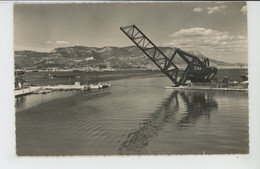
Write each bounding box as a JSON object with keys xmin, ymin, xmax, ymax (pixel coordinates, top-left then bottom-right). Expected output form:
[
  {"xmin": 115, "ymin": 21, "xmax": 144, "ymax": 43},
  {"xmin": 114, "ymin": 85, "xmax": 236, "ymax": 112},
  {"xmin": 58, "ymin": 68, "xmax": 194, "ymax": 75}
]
[
  {"xmin": 15, "ymin": 86, "xmax": 42, "ymax": 97},
  {"xmin": 14, "ymin": 82, "xmax": 111, "ymax": 97},
  {"xmin": 165, "ymin": 81, "xmax": 248, "ymax": 91},
  {"xmin": 164, "ymin": 86, "xmax": 248, "ymax": 91},
  {"xmin": 43, "ymin": 84, "xmax": 89, "ymax": 91}
]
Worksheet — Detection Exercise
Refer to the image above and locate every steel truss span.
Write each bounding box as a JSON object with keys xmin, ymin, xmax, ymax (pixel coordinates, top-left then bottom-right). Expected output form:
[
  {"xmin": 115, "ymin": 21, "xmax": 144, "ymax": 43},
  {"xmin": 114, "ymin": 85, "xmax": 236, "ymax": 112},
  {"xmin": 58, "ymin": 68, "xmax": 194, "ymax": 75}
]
[{"xmin": 120, "ymin": 25, "xmax": 217, "ymax": 86}]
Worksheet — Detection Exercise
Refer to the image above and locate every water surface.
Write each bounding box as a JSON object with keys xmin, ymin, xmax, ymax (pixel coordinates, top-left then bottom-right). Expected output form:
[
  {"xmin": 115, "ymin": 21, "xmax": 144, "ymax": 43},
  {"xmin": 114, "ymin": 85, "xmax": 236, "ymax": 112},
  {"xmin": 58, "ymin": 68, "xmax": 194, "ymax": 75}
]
[{"xmin": 16, "ymin": 76, "xmax": 248, "ymax": 155}]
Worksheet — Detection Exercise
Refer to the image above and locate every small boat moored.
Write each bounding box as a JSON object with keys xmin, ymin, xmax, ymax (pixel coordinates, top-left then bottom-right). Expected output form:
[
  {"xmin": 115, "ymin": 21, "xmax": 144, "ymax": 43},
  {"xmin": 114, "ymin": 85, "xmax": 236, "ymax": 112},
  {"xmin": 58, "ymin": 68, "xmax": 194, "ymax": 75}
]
[
  {"xmin": 101, "ymin": 82, "xmax": 111, "ymax": 88},
  {"xmin": 89, "ymin": 82, "xmax": 111, "ymax": 89},
  {"xmin": 90, "ymin": 83, "xmax": 103, "ymax": 89}
]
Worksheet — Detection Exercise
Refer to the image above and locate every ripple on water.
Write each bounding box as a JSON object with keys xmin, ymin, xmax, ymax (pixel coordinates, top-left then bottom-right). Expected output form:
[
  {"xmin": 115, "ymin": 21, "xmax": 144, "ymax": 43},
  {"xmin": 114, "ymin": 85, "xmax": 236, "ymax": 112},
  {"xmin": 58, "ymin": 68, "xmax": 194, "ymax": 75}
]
[{"xmin": 16, "ymin": 77, "xmax": 249, "ymax": 155}]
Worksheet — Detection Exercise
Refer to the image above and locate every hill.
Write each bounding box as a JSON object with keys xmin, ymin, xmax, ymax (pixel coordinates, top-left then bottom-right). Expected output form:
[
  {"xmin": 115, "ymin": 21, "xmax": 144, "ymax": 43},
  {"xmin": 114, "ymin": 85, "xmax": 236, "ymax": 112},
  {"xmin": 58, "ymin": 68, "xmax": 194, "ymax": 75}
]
[{"xmin": 14, "ymin": 46, "xmax": 246, "ymax": 70}]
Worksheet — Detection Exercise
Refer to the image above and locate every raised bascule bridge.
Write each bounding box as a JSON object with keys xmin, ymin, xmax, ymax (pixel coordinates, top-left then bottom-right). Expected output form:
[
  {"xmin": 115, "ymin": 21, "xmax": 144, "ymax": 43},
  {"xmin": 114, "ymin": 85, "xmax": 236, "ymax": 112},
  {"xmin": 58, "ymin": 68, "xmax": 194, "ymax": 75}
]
[{"xmin": 120, "ymin": 24, "xmax": 218, "ymax": 87}]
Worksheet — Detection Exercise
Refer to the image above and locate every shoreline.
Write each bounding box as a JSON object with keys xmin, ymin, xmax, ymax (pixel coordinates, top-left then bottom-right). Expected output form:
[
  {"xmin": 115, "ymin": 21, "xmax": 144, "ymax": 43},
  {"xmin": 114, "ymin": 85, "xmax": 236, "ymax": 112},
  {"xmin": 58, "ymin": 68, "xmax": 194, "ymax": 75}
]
[
  {"xmin": 22, "ymin": 69, "xmax": 248, "ymax": 87},
  {"xmin": 23, "ymin": 70, "xmax": 163, "ymax": 86}
]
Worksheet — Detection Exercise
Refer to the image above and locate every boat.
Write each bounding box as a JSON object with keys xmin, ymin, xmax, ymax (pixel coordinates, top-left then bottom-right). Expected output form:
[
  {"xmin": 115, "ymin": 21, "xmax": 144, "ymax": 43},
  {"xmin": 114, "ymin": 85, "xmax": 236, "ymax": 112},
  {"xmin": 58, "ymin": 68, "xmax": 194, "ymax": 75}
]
[
  {"xmin": 101, "ymin": 82, "xmax": 111, "ymax": 88},
  {"xmin": 90, "ymin": 83, "xmax": 103, "ymax": 89},
  {"xmin": 80, "ymin": 85, "xmax": 90, "ymax": 91}
]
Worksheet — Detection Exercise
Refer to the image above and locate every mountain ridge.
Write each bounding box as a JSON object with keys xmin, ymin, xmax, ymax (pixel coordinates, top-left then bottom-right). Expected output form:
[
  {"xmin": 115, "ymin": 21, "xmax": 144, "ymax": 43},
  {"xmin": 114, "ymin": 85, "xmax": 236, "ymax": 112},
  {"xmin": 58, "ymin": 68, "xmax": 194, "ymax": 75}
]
[{"xmin": 14, "ymin": 46, "xmax": 247, "ymax": 70}]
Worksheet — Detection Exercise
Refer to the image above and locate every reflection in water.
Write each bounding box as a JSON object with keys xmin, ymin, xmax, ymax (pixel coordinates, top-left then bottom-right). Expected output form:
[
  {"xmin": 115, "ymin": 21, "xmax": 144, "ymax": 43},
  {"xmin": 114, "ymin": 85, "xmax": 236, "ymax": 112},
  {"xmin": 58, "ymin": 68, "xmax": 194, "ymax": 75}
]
[
  {"xmin": 119, "ymin": 90, "xmax": 218, "ymax": 155},
  {"xmin": 177, "ymin": 92, "xmax": 218, "ymax": 129},
  {"xmin": 119, "ymin": 91, "xmax": 179, "ymax": 154},
  {"xmin": 16, "ymin": 96, "xmax": 26, "ymax": 106},
  {"xmin": 15, "ymin": 91, "xmax": 79, "ymax": 112}
]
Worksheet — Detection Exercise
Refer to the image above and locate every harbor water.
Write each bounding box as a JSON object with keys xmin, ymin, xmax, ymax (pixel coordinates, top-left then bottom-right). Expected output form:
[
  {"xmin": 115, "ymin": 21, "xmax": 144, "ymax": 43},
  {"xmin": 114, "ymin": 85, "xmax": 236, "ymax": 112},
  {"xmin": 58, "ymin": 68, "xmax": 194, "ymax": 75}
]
[{"xmin": 15, "ymin": 75, "xmax": 249, "ymax": 155}]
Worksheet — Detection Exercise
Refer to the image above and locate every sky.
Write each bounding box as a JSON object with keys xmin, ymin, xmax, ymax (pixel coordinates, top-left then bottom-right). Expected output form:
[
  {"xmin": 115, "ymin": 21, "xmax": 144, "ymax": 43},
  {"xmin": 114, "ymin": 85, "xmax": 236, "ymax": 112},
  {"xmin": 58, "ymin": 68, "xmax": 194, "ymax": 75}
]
[{"xmin": 14, "ymin": 2, "xmax": 248, "ymax": 64}]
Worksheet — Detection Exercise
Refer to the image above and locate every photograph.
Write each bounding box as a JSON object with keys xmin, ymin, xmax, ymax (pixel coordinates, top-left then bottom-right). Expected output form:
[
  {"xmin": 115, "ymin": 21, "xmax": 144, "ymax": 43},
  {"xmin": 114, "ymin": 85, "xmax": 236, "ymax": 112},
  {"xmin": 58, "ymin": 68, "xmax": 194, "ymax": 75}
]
[{"xmin": 14, "ymin": 2, "xmax": 249, "ymax": 156}]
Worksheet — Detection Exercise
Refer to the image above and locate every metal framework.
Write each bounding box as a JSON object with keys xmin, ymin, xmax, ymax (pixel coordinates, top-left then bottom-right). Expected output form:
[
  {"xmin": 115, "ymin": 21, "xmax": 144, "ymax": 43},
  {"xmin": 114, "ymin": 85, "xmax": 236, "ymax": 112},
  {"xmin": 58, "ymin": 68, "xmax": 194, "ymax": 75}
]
[{"xmin": 120, "ymin": 25, "xmax": 217, "ymax": 86}]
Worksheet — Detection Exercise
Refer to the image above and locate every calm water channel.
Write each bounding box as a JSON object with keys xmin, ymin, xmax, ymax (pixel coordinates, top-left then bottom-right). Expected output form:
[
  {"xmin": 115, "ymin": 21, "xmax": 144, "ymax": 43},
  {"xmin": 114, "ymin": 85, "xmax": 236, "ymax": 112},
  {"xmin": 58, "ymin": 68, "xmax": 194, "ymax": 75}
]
[{"xmin": 15, "ymin": 76, "xmax": 249, "ymax": 155}]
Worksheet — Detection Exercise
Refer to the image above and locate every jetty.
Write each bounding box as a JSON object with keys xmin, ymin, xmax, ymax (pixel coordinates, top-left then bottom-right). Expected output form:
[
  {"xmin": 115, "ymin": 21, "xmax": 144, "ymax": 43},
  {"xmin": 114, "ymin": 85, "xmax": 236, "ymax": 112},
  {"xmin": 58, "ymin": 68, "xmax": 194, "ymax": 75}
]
[
  {"xmin": 43, "ymin": 84, "xmax": 89, "ymax": 91},
  {"xmin": 15, "ymin": 86, "xmax": 42, "ymax": 97},
  {"xmin": 164, "ymin": 86, "xmax": 248, "ymax": 91},
  {"xmin": 14, "ymin": 82, "xmax": 111, "ymax": 97},
  {"xmin": 164, "ymin": 82, "xmax": 248, "ymax": 91},
  {"xmin": 43, "ymin": 82, "xmax": 110, "ymax": 91}
]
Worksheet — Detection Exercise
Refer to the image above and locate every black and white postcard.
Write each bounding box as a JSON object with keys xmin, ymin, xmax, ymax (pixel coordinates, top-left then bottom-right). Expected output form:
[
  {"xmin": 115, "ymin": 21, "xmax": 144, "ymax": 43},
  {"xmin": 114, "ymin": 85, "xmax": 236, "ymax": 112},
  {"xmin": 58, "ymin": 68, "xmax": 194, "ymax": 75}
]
[{"xmin": 1, "ymin": 1, "xmax": 260, "ymax": 169}]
